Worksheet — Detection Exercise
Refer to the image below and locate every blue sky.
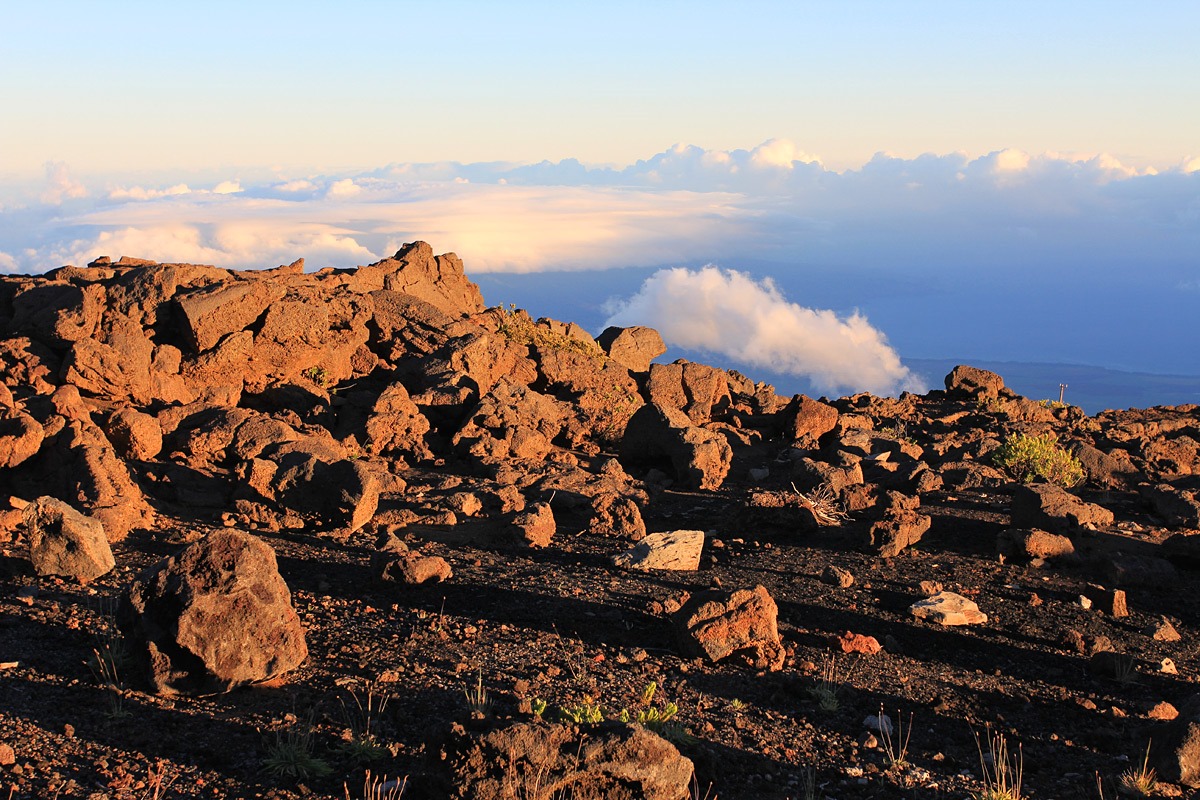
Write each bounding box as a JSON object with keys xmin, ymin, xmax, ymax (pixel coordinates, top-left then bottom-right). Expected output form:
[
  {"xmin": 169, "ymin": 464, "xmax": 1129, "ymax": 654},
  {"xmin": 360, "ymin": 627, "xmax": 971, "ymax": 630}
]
[
  {"xmin": 3, "ymin": 2, "xmax": 1197, "ymax": 175},
  {"xmin": 1, "ymin": 2, "xmax": 1198, "ymax": 400}
]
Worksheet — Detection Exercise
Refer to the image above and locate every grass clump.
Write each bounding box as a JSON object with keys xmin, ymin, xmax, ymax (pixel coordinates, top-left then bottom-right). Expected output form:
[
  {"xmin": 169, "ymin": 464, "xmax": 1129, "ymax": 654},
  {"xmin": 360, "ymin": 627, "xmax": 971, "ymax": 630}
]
[
  {"xmin": 991, "ymin": 432, "xmax": 1084, "ymax": 487},
  {"xmin": 1118, "ymin": 742, "xmax": 1157, "ymax": 797},
  {"xmin": 973, "ymin": 726, "xmax": 1023, "ymax": 800},
  {"xmin": 806, "ymin": 654, "xmax": 844, "ymax": 711},
  {"xmin": 262, "ymin": 713, "xmax": 332, "ymax": 781},
  {"xmin": 338, "ymin": 683, "xmax": 391, "ymax": 764}
]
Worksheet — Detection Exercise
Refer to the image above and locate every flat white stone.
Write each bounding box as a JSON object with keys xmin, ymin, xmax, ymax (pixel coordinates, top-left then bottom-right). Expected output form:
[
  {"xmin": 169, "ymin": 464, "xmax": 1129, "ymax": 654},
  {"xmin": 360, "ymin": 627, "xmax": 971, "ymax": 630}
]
[
  {"xmin": 611, "ymin": 529, "xmax": 705, "ymax": 571},
  {"xmin": 909, "ymin": 591, "xmax": 987, "ymax": 626}
]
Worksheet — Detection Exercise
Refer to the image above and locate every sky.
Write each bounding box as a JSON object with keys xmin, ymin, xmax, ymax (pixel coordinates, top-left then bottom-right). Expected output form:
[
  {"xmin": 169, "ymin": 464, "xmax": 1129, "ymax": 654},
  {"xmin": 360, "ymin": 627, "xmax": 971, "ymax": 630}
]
[{"xmin": 2, "ymin": 1, "xmax": 1198, "ymax": 401}]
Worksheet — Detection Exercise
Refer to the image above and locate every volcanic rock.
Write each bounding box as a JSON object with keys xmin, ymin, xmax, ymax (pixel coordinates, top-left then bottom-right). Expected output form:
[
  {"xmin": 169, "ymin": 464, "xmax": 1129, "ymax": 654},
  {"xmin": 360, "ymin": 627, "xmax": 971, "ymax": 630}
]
[
  {"xmin": 910, "ymin": 591, "xmax": 987, "ymax": 626},
  {"xmin": 673, "ymin": 584, "xmax": 786, "ymax": 670},
  {"xmin": 1011, "ymin": 483, "xmax": 1114, "ymax": 533},
  {"xmin": 24, "ymin": 496, "xmax": 115, "ymax": 583},
  {"xmin": 118, "ymin": 529, "xmax": 308, "ymax": 695},
  {"xmin": 595, "ymin": 325, "xmax": 666, "ymax": 373},
  {"xmin": 620, "ymin": 402, "xmax": 732, "ymax": 491},
  {"xmin": 442, "ymin": 721, "xmax": 693, "ymax": 800},
  {"xmin": 612, "ymin": 530, "xmax": 705, "ymax": 571}
]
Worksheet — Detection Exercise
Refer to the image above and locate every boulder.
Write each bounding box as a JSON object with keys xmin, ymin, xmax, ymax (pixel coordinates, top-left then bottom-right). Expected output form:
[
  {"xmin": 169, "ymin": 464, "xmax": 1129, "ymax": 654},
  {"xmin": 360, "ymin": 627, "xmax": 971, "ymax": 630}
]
[
  {"xmin": 24, "ymin": 497, "xmax": 115, "ymax": 583},
  {"xmin": 1142, "ymin": 483, "xmax": 1200, "ymax": 528},
  {"xmin": 611, "ymin": 530, "xmax": 704, "ymax": 571},
  {"xmin": 103, "ymin": 407, "xmax": 162, "ymax": 461},
  {"xmin": 595, "ymin": 325, "xmax": 666, "ymax": 373},
  {"xmin": 910, "ymin": 591, "xmax": 987, "ymax": 626},
  {"xmin": 375, "ymin": 552, "xmax": 453, "ymax": 585},
  {"xmin": 176, "ymin": 280, "xmax": 286, "ymax": 353},
  {"xmin": 996, "ymin": 528, "xmax": 1076, "ymax": 563},
  {"xmin": 118, "ymin": 529, "xmax": 308, "ymax": 695},
  {"xmin": 512, "ymin": 502, "xmax": 556, "ymax": 548},
  {"xmin": 274, "ymin": 455, "xmax": 381, "ymax": 531},
  {"xmin": 369, "ymin": 241, "xmax": 485, "ymax": 318},
  {"xmin": 672, "ymin": 584, "xmax": 786, "ymax": 670},
  {"xmin": 442, "ymin": 721, "xmax": 693, "ymax": 800},
  {"xmin": 0, "ymin": 411, "xmax": 43, "ymax": 469},
  {"xmin": 364, "ymin": 382, "xmax": 432, "ymax": 459},
  {"xmin": 646, "ymin": 361, "xmax": 731, "ymax": 425},
  {"xmin": 944, "ymin": 365, "xmax": 1005, "ymax": 400},
  {"xmin": 452, "ymin": 380, "xmax": 568, "ymax": 464},
  {"xmin": 586, "ymin": 493, "xmax": 647, "ymax": 540},
  {"xmin": 1011, "ymin": 483, "xmax": 1114, "ymax": 533},
  {"xmin": 619, "ymin": 403, "xmax": 732, "ymax": 491},
  {"xmin": 781, "ymin": 395, "xmax": 839, "ymax": 446}
]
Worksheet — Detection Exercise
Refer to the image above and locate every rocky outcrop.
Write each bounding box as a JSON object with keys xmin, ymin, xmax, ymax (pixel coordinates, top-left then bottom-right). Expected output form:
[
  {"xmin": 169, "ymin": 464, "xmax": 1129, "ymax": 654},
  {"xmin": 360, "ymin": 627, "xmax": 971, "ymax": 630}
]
[
  {"xmin": 595, "ymin": 325, "xmax": 666, "ymax": 373},
  {"xmin": 118, "ymin": 529, "xmax": 307, "ymax": 695}
]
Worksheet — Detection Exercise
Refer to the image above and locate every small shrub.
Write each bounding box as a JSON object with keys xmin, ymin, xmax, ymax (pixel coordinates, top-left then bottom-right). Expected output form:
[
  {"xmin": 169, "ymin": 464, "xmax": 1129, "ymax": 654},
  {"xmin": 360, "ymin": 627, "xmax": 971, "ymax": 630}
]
[
  {"xmin": 991, "ymin": 432, "xmax": 1084, "ymax": 487},
  {"xmin": 495, "ymin": 306, "xmax": 604, "ymax": 359},
  {"xmin": 807, "ymin": 654, "xmax": 844, "ymax": 711},
  {"xmin": 302, "ymin": 366, "xmax": 332, "ymax": 388},
  {"xmin": 338, "ymin": 684, "xmax": 391, "ymax": 764},
  {"xmin": 262, "ymin": 721, "xmax": 333, "ymax": 781},
  {"xmin": 792, "ymin": 482, "xmax": 850, "ymax": 527},
  {"xmin": 463, "ymin": 669, "xmax": 492, "ymax": 717}
]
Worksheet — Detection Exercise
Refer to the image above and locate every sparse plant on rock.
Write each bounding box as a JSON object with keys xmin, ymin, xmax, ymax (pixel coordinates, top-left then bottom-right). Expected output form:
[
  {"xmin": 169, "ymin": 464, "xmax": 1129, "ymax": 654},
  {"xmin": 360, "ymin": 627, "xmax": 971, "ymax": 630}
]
[
  {"xmin": 496, "ymin": 305, "xmax": 603, "ymax": 359},
  {"xmin": 345, "ymin": 770, "xmax": 408, "ymax": 800},
  {"xmin": 991, "ymin": 432, "xmax": 1084, "ymax": 487},
  {"xmin": 302, "ymin": 365, "xmax": 332, "ymax": 388},
  {"xmin": 878, "ymin": 705, "xmax": 913, "ymax": 771},
  {"xmin": 807, "ymin": 654, "xmax": 844, "ymax": 711},
  {"xmin": 463, "ymin": 669, "xmax": 493, "ymax": 717}
]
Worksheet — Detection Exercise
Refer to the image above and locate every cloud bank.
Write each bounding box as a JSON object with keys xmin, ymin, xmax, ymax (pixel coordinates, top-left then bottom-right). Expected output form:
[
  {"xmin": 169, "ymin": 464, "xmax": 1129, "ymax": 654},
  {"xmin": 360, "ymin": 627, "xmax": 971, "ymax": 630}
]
[{"xmin": 604, "ymin": 267, "xmax": 919, "ymax": 397}]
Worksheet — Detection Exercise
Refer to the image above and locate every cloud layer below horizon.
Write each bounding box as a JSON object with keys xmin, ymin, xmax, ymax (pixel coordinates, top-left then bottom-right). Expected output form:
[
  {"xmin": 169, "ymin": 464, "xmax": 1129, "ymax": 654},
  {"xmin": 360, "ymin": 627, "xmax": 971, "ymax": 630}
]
[{"xmin": 2, "ymin": 140, "xmax": 1198, "ymax": 391}]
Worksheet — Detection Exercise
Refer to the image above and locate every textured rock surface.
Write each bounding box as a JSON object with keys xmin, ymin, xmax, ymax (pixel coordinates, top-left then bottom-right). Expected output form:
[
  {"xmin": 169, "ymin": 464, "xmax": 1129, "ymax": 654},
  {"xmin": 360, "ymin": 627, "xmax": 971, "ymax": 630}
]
[
  {"xmin": 910, "ymin": 591, "xmax": 987, "ymax": 626},
  {"xmin": 673, "ymin": 585, "xmax": 786, "ymax": 670},
  {"xmin": 24, "ymin": 496, "xmax": 114, "ymax": 583},
  {"xmin": 118, "ymin": 529, "xmax": 308, "ymax": 695},
  {"xmin": 612, "ymin": 529, "xmax": 705, "ymax": 571}
]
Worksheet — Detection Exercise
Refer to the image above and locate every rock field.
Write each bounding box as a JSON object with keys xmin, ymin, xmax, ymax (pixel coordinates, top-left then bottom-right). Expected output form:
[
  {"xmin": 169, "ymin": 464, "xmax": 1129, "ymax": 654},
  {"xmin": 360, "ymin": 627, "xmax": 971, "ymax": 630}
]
[{"xmin": 2, "ymin": 243, "xmax": 1200, "ymax": 799}]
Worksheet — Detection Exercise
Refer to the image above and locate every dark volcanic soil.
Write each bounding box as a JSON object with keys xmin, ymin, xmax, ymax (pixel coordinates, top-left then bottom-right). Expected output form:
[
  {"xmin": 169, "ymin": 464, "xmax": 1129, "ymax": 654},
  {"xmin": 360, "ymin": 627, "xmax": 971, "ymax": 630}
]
[{"xmin": 4, "ymin": 449, "xmax": 1198, "ymax": 800}]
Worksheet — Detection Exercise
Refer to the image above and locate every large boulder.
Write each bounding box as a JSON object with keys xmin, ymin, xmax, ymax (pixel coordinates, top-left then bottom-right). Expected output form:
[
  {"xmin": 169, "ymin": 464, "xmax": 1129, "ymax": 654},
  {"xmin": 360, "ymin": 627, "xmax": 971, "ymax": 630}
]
[
  {"xmin": 672, "ymin": 584, "xmax": 786, "ymax": 670},
  {"xmin": 619, "ymin": 403, "xmax": 732, "ymax": 491},
  {"xmin": 367, "ymin": 241, "xmax": 485, "ymax": 318},
  {"xmin": 452, "ymin": 380, "xmax": 569, "ymax": 464},
  {"xmin": 781, "ymin": 395, "xmax": 839, "ymax": 446},
  {"xmin": 442, "ymin": 721, "xmax": 693, "ymax": 800},
  {"xmin": 612, "ymin": 529, "xmax": 704, "ymax": 571},
  {"xmin": 24, "ymin": 497, "xmax": 115, "ymax": 583},
  {"xmin": 646, "ymin": 361, "xmax": 732, "ymax": 425},
  {"xmin": 595, "ymin": 325, "xmax": 666, "ymax": 373},
  {"xmin": 118, "ymin": 529, "xmax": 308, "ymax": 695},
  {"xmin": 175, "ymin": 280, "xmax": 287, "ymax": 353},
  {"xmin": 944, "ymin": 365, "xmax": 1005, "ymax": 400}
]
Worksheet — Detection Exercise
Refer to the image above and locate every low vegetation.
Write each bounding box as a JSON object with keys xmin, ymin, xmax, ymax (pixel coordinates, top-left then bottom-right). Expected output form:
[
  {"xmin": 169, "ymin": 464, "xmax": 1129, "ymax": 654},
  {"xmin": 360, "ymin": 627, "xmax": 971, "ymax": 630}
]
[{"xmin": 991, "ymin": 431, "xmax": 1085, "ymax": 487}]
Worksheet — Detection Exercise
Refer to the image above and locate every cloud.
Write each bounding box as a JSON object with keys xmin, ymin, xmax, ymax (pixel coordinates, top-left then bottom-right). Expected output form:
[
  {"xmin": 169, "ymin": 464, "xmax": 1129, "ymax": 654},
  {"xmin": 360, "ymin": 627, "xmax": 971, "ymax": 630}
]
[
  {"xmin": 40, "ymin": 162, "xmax": 88, "ymax": 204},
  {"xmin": 108, "ymin": 183, "xmax": 192, "ymax": 201},
  {"xmin": 212, "ymin": 180, "xmax": 243, "ymax": 194},
  {"xmin": 603, "ymin": 266, "xmax": 919, "ymax": 397}
]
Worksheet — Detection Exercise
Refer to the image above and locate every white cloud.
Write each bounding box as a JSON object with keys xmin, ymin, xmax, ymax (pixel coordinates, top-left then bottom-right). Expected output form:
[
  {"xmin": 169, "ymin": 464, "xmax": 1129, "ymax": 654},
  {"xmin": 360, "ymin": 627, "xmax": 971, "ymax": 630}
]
[
  {"xmin": 40, "ymin": 162, "xmax": 88, "ymax": 204},
  {"xmin": 213, "ymin": 180, "xmax": 243, "ymax": 194},
  {"xmin": 604, "ymin": 266, "xmax": 919, "ymax": 397},
  {"xmin": 109, "ymin": 183, "xmax": 192, "ymax": 201}
]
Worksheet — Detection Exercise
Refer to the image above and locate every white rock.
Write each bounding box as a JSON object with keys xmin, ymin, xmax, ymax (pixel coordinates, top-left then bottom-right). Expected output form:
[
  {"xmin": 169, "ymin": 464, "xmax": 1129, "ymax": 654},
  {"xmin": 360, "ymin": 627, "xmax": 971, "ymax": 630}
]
[
  {"xmin": 909, "ymin": 591, "xmax": 987, "ymax": 626},
  {"xmin": 611, "ymin": 530, "xmax": 705, "ymax": 571}
]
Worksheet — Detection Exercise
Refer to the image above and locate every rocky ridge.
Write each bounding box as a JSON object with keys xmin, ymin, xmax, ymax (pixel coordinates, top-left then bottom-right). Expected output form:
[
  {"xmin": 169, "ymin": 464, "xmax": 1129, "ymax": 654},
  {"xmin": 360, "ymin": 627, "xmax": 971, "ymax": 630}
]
[{"xmin": 1, "ymin": 244, "xmax": 1200, "ymax": 799}]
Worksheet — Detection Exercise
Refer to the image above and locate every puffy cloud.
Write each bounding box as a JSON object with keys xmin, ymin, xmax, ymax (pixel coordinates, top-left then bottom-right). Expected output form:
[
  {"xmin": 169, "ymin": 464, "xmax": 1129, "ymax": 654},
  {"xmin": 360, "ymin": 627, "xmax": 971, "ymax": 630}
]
[
  {"xmin": 212, "ymin": 180, "xmax": 243, "ymax": 194},
  {"xmin": 604, "ymin": 266, "xmax": 919, "ymax": 397},
  {"xmin": 108, "ymin": 183, "xmax": 192, "ymax": 201},
  {"xmin": 40, "ymin": 162, "xmax": 88, "ymax": 204}
]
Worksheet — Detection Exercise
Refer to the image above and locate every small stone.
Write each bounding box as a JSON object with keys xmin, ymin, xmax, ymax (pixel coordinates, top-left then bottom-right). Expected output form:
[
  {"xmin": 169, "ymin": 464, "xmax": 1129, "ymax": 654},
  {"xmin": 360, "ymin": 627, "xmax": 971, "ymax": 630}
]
[
  {"xmin": 836, "ymin": 631, "xmax": 882, "ymax": 655},
  {"xmin": 1149, "ymin": 616, "xmax": 1183, "ymax": 642},
  {"xmin": 0, "ymin": 742, "xmax": 14, "ymax": 765},
  {"xmin": 917, "ymin": 580, "xmax": 943, "ymax": 596},
  {"xmin": 1162, "ymin": 658, "xmax": 1179, "ymax": 675},
  {"xmin": 1149, "ymin": 701, "xmax": 1180, "ymax": 721},
  {"xmin": 821, "ymin": 565, "xmax": 855, "ymax": 588}
]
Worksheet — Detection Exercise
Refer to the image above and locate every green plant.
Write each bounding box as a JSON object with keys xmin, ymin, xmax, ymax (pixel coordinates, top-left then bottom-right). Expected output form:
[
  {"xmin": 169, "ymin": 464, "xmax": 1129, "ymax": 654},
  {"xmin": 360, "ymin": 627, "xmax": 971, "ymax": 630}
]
[
  {"xmin": 261, "ymin": 715, "xmax": 333, "ymax": 781},
  {"xmin": 1118, "ymin": 742, "xmax": 1156, "ymax": 797},
  {"xmin": 464, "ymin": 669, "xmax": 493, "ymax": 716},
  {"xmin": 991, "ymin": 432, "xmax": 1085, "ymax": 487},
  {"xmin": 974, "ymin": 726, "xmax": 1023, "ymax": 800},
  {"xmin": 339, "ymin": 684, "xmax": 391, "ymax": 764},
  {"xmin": 302, "ymin": 365, "xmax": 332, "ymax": 388},
  {"xmin": 557, "ymin": 698, "xmax": 604, "ymax": 724},
  {"xmin": 728, "ymin": 698, "xmax": 746, "ymax": 711},
  {"xmin": 807, "ymin": 654, "xmax": 843, "ymax": 711}
]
